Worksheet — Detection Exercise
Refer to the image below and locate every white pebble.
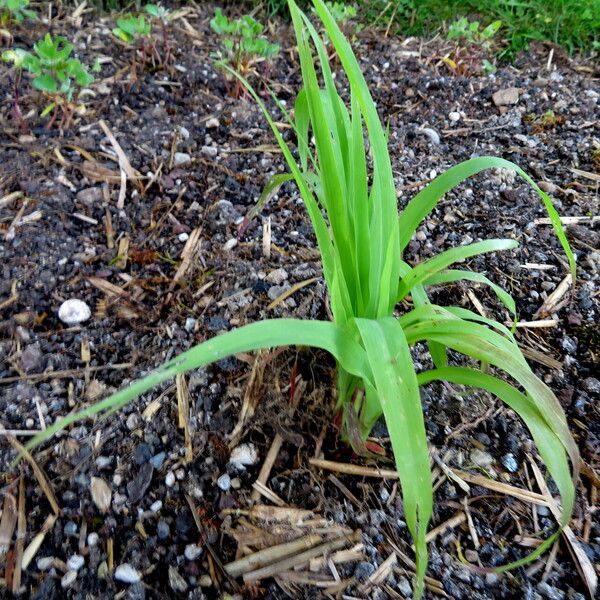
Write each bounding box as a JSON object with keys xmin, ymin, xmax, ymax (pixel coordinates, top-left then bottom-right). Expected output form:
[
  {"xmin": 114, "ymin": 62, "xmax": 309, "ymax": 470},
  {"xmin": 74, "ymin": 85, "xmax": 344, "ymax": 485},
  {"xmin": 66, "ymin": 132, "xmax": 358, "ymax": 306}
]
[
  {"xmin": 229, "ymin": 443, "xmax": 258, "ymax": 469},
  {"xmin": 201, "ymin": 145, "xmax": 218, "ymax": 158},
  {"xmin": 114, "ymin": 563, "xmax": 141, "ymax": 584},
  {"xmin": 61, "ymin": 570, "xmax": 78, "ymax": 588},
  {"xmin": 165, "ymin": 471, "xmax": 176, "ymax": 487},
  {"xmin": 87, "ymin": 532, "xmax": 99, "ymax": 546},
  {"xmin": 419, "ymin": 127, "xmax": 440, "ymax": 145},
  {"xmin": 67, "ymin": 554, "xmax": 85, "ymax": 571},
  {"xmin": 150, "ymin": 500, "xmax": 163, "ymax": 513},
  {"xmin": 58, "ymin": 299, "xmax": 91, "ymax": 325},
  {"xmin": 37, "ymin": 557, "xmax": 54, "ymax": 570},
  {"xmin": 449, "ymin": 111, "xmax": 461, "ymax": 122},
  {"xmin": 429, "ymin": 169, "xmax": 437, "ymax": 179},
  {"xmin": 217, "ymin": 473, "xmax": 231, "ymax": 491},
  {"xmin": 173, "ymin": 152, "xmax": 191, "ymax": 166},
  {"xmin": 184, "ymin": 544, "xmax": 203, "ymax": 560},
  {"xmin": 223, "ymin": 238, "xmax": 238, "ymax": 251},
  {"xmin": 205, "ymin": 117, "xmax": 220, "ymax": 128},
  {"xmin": 178, "ymin": 232, "xmax": 189, "ymax": 242}
]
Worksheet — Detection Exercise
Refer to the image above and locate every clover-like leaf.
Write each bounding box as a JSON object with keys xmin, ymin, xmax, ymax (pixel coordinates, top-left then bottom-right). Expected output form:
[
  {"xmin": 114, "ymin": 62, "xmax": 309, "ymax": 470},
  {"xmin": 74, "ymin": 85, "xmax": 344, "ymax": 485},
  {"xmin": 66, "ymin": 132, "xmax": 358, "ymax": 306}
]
[{"xmin": 32, "ymin": 73, "xmax": 58, "ymax": 93}]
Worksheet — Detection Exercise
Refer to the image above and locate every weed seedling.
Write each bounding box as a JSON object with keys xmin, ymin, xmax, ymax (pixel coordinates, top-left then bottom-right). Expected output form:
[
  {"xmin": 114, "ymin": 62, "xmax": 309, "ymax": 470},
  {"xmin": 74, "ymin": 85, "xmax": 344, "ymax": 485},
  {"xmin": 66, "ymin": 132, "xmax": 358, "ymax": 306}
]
[
  {"xmin": 0, "ymin": 0, "xmax": 35, "ymax": 26},
  {"xmin": 444, "ymin": 17, "xmax": 502, "ymax": 76},
  {"xmin": 144, "ymin": 3, "xmax": 174, "ymax": 66},
  {"xmin": 24, "ymin": 2, "xmax": 578, "ymax": 597},
  {"xmin": 2, "ymin": 34, "xmax": 94, "ymax": 129},
  {"xmin": 210, "ymin": 8, "xmax": 279, "ymax": 97}
]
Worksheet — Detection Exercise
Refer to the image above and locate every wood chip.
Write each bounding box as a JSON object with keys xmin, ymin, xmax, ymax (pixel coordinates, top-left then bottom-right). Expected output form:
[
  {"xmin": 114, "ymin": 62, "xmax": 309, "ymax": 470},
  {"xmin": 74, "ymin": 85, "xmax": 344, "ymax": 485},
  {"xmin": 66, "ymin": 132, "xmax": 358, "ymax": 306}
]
[
  {"xmin": 0, "ymin": 493, "xmax": 17, "ymax": 559},
  {"xmin": 90, "ymin": 477, "xmax": 112, "ymax": 514}
]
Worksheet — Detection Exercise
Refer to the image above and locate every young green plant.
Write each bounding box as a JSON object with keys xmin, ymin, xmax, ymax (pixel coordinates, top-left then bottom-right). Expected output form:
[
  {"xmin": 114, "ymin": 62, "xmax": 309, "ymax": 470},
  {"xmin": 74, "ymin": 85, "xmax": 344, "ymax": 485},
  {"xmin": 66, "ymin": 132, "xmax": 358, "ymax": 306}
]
[
  {"xmin": 2, "ymin": 34, "xmax": 94, "ymax": 129},
  {"xmin": 210, "ymin": 8, "xmax": 279, "ymax": 97},
  {"xmin": 24, "ymin": 1, "xmax": 578, "ymax": 597}
]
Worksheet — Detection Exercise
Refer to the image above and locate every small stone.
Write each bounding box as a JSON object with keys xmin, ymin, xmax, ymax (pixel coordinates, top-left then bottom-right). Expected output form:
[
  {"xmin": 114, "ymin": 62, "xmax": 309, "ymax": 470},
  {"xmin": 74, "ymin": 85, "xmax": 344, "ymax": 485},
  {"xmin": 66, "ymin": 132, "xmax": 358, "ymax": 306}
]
[
  {"xmin": 37, "ymin": 557, "xmax": 55, "ymax": 570},
  {"xmin": 168, "ymin": 565, "xmax": 188, "ymax": 592},
  {"xmin": 449, "ymin": 111, "xmax": 461, "ymax": 122},
  {"xmin": 470, "ymin": 448, "xmax": 494, "ymax": 468},
  {"xmin": 165, "ymin": 471, "xmax": 176, "ymax": 487},
  {"xmin": 492, "ymin": 87, "xmax": 520, "ymax": 106},
  {"xmin": 217, "ymin": 473, "xmax": 231, "ymax": 491},
  {"xmin": 115, "ymin": 563, "xmax": 141, "ymax": 584},
  {"xmin": 58, "ymin": 299, "xmax": 91, "ymax": 325},
  {"xmin": 177, "ymin": 126, "xmax": 190, "ymax": 140},
  {"xmin": 205, "ymin": 117, "xmax": 220, "ymax": 129},
  {"xmin": 68, "ymin": 554, "xmax": 85, "ymax": 571},
  {"xmin": 150, "ymin": 500, "xmax": 163, "ymax": 513},
  {"xmin": 87, "ymin": 532, "xmax": 99, "ymax": 546},
  {"xmin": 397, "ymin": 575, "xmax": 412, "ymax": 596},
  {"xmin": 126, "ymin": 413, "xmax": 140, "ymax": 430},
  {"xmin": 582, "ymin": 377, "xmax": 600, "ymax": 395},
  {"xmin": 64, "ymin": 521, "xmax": 78, "ymax": 536},
  {"xmin": 61, "ymin": 570, "xmax": 78, "ymax": 588},
  {"xmin": 223, "ymin": 238, "xmax": 238, "ymax": 251},
  {"xmin": 464, "ymin": 549, "xmax": 479, "ymax": 562},
  {"xmin": 150, "ymin": 452, "xmax": 166, "ymax": 469},
  {"xmin": 173, "ymin": 152, "xmax": 191, "ymax": 166},
  {"xmin": 538, "ymin": 180, "xmax": 557, "ymax": 194},
  {"xmin": 229, "ymin": 443, "xmax": 258, "ymax": 469},
  {"xmin": 96, "ymin": 456, "xmax": 112, "ymax": 469},
  {"xmin": 91, "ymin": 476, "xmax": 112, "ymax": 514},
  {"xmin": 537, "ymin": 581, "xmax": 565, "ymax": 600},
  {"xmin": 76, "ymin": 187, "xmax": 103, "ymax": 205},
  {"xmin": 157, "ymin": 520, "xmax": 170, "ymax": 539},
  {"xmin": 134, "ymin": 443, "xmax": 153, "ymax": 465},
  {"xmin": 265, "ymin": 268, "xmax": 288, "ymax": 285},
  {"xmin": 20, "ymin": 343, "xmax": 43, "ymax": 373},
  {"xmin": 125, "ymin": 582, "xmax": 146, "ymax": 600},
  {"xmin": 354, "ymin": 561, "xmax": 376, "ymax": 581},
  {"xmin": 178, "ymin": 232, "xmax": 189, "ymax": 242},
  {"xmin": 501, "ymin": 453, "xmax": 519, "ymax": 473},
  {"xmin": 184, "ymin": 318, "xmax": 196, "ymax": 333},
  {"xmin": 184, "ymin": 544, "xmax": 203, "ymax": 560},
  {"xmin": 201, "ymin": 145, "xmax": 218, "ymax": 158}
]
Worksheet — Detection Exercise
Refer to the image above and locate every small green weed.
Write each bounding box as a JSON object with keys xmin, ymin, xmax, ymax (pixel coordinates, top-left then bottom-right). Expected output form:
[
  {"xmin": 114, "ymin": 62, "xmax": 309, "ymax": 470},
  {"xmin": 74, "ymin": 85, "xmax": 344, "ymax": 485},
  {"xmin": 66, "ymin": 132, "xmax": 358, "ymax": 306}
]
[
  {"xmin": 210, "ymin": 8, "xmax": 279, "ymax": 96},
  {"xmin": 447, "ymin": 16, "xmax": 502, "ymax": 46},
  {"xmin": 2, "ymin": 34, "xmax": 94, "ymax": 129},
  {"xmin": 113, "ymin": 4, "xmax": 173, "ymax": 77},
  {"xmin": 0, "ymin": 0, "xmax": 35, "ymax": 25}
]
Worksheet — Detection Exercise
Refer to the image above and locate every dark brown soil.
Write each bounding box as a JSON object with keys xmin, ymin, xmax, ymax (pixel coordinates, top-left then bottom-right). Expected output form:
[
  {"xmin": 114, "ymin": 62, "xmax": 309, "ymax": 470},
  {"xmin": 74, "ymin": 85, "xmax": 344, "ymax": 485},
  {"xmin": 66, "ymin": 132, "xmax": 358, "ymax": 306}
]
[{"xmin": 0, "ymin": 3, "xmax": 598, "ymax": 599}]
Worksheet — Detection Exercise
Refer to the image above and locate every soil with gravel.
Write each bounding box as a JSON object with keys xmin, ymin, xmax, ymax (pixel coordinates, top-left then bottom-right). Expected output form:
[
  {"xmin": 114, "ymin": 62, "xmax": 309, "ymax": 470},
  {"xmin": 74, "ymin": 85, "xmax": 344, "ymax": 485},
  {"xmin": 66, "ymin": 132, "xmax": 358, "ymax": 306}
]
[{"xmin": 0, "ymin": 3, "xmax": 598, "ymax": 599}]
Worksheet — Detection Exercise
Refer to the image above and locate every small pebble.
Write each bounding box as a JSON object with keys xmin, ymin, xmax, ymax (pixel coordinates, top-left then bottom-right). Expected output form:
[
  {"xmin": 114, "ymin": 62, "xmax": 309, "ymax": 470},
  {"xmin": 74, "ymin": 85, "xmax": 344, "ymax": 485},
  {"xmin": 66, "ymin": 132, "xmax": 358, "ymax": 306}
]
[
  {"xmin": 37, "ymin": 557, "xmax": 55, "ymax": 570},
  {"xmin": 173, "ymin": 152, "xmax": 191, "ymax": 166},
  {"xmin": 165, "ymin": 472, "xmax": 176, "ymax": 487},
  {"xmin": 87, "ymin": 532, "xmax": 99, "ymax": 546},
  {"xmin": 150, "ymin": 500, "xmax": 163, "ymax": 513},
  {"xmin": 184, "ymin": 318, "xmax": 196, "ymax": 333},
  {"xmin": 501, "ymin": 453, "xmax": 519, "ymax": 473},
  {"xmin": 177, "ymin": 126, "xmax": 190, "ymax": 140},
  {"xmin": 217, "ymin": 473, "xmax": 231, "ymax": 491},
  {"xmin": 58, "ymin": 299, "xmax": 91, "ymax": 325},
  {"xmin": 150, "ymin": 452, "xmax": 166, "ymax": 469},
  {"xmin": 157, "ymin": 520, "xmax": 170, "ymax": 539},
  {"xmin": 205, "ymin": 117, "xmax": 220, "ymax": 128},
  {"xmin": 223, "ymin": 238, "xmax": 238, "ymax": 251},
  {"xmin": 115, "ymin": 563, "xmax": 141, "ymax": 584},
  {"xmin": 178, "ymin": 232, "xmax": 189, "ymax": 242},
  {"xmin": 67, "ymin": 554, "xmax": 85, "ymax": 571},
  {"xmin": 64, "ymin": 521, "xmax": 78, "ymax": 536},
  {"xmin": 61, "ymin": 570, "xmax": 78, "ymax": 589},
  {"xmin": 201, "ymin": 145, "xmax": 218, "ymax": 158},
  {"xmin": 229, "ymin": 443, "xmax": 258, "ymax": 469},
  {"xmin": 449, "ymin": 111, "xmax": 461, "ymax": 121},
  {"xmin": 265, "ymin": 268, "xmax": 288, "ymax": 285},
  {"xmin": 184, "ymin": 544, "xmax": 203, "ymax": 560}
]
